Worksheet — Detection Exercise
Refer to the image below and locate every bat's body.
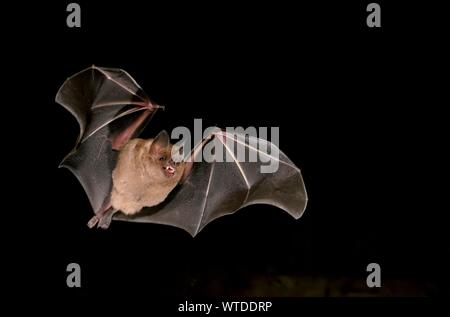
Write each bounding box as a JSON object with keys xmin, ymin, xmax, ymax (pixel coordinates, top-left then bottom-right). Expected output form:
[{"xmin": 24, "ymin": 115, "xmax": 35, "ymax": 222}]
[
  {"xmin": 111, "ymin": 133, "xmax": 185, "ymax": 215},
  {"xmin": 56, "ymin": 66, "xmax": 308, "ymax": 236}
]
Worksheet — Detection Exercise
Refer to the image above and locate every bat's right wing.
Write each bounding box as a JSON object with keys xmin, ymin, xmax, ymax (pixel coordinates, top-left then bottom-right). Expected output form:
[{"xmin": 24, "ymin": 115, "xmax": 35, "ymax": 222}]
[{"xmin": 114, "ymin": 130, "xmax": 307, "ymax": 236}]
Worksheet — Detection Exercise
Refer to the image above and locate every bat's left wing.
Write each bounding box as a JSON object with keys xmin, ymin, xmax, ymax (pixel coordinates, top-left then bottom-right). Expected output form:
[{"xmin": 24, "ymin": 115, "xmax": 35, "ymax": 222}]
[
  {"xmin": 114, "ymin": 130, "xmax": 307, "ymax": 236},
  {"xmin": 56, "ymin": 66, "xmax": 161, "ymax": 217}
]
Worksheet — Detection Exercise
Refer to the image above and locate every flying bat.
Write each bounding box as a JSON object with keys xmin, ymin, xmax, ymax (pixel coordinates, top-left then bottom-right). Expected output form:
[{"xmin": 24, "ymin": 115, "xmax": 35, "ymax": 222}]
[{"xmin": 56, "ymin": 66, "xmax": 308, "ymax": 236}]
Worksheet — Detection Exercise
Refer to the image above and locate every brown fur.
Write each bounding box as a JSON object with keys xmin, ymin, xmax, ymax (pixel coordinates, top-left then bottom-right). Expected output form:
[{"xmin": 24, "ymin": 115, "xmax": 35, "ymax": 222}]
[{"xmin": 111, "ymin": 137, "xmax": 185, "ymax": 215}]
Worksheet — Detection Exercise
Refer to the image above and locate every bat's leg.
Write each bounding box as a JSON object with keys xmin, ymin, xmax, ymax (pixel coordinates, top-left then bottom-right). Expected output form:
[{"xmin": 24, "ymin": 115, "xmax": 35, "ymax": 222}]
[{"xmin": 97, "ymin": 208, "xmax": 119, "ymax": 229}]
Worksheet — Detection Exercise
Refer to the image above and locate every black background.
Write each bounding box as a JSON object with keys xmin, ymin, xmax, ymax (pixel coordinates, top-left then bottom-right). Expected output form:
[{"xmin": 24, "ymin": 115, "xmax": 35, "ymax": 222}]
[{"xmin": 6, "ymin": 0, "xmax": 449, "ymax": 309}]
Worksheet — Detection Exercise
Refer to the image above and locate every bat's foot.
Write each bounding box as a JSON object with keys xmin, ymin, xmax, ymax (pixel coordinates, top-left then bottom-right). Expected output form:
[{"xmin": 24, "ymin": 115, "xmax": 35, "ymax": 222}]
[
  {"xmin": 87, "ymin": 215, "xmax": 99, "ymax": 228},
  {"xmin": 98, "ymin": 209, "xmax": 116, "ymax": 229},
  {"xmin": 87, "ymin": 202, "xmax": 117, "ymax": 229},
  {"xmin": 86, "ymin": 213, "xmax": 114, "ymax": 229}
]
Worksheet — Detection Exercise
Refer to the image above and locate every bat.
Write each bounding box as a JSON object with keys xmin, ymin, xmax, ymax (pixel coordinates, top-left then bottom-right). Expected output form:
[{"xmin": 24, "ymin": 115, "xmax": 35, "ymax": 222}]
[{"xmin": 56, "ymin": 65, "xmax": 308, "ymax": 236}]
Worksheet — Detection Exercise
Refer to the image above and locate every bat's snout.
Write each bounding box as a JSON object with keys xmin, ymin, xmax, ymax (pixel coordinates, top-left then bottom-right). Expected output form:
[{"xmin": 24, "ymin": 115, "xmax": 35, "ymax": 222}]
[
  {"xmin": 163, "ymin": 160, "xmax": 177, "ymax": 177},
  {"xmin": 165, "ymin": 165, "xmax": 175, "ymax": 175}
]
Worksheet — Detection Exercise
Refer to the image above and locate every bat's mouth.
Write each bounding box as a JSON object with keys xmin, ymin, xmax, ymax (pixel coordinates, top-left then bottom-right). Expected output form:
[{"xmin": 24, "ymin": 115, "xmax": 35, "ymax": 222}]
[{"xmin": 164, "ymin": 165, "xmax": 176, "ymax": 177}]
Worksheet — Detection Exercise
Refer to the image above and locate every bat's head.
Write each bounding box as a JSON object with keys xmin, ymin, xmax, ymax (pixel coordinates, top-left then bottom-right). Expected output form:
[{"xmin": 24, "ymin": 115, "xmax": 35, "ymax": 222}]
[{"xmin": 144, "ymin": 130, "xmax": 185, "ymax": 183}]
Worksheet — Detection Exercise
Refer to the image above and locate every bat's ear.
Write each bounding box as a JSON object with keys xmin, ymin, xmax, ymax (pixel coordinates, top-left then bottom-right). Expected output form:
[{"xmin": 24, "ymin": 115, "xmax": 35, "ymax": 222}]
[{"xmin": 150, "ymin": 130, "xmax": 170, "ymax": 155}]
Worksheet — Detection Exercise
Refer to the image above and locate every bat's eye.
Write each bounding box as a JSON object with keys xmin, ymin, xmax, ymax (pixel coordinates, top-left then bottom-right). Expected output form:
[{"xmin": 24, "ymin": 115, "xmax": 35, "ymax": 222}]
[{"xmin": 159, "ymin": 156, "xmax": 166, "ymax": 161}]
